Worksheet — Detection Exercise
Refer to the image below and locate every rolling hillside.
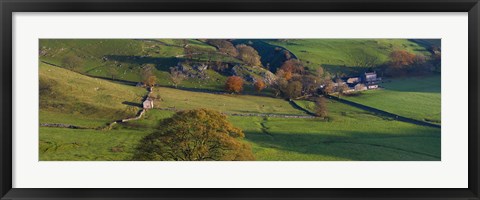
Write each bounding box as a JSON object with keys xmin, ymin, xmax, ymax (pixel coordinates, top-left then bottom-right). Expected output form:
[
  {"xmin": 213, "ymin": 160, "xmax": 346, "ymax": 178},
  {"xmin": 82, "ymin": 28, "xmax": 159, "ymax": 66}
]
[
  {"xmin": 39, "ymin": 38, "xmax": 441, "ymax": 161},
  {"xmin": 266, "ymin": 39, "xmax": 437, "ymax": 74},
  {"xmin": 40, "ymin": 62, "xmax": 146, "ymax": 127}
]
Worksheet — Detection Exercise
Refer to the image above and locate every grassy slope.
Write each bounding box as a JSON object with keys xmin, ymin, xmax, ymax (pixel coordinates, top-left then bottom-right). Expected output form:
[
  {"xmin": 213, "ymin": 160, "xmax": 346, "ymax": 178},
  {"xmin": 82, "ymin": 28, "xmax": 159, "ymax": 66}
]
[
  {"xmin": 39, "ymin": 39, "xmax": 231, "ymax": 90},
  {"xmin": 153, "ymin": 87, "xmax": 306, "ymax": 115},
  {"xmin": 343, "ymin": 75, "xmax": 441, "ymax": 123},
  {"xmin": 38, "ymin": 39, "xmax": 441, "ymax": 161},
  {"xmin": 39, "ymin": 63, "xmax": 146, "ymax": 127},
  {"xmin": 266, "ymin": 39, "xmax": 433, "ymax": 74}
]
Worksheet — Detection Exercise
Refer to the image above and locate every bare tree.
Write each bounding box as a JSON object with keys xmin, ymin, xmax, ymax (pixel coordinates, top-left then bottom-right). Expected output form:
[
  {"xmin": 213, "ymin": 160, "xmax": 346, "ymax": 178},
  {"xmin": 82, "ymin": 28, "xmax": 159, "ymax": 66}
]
[{"xmin": 314, "ymin": 97, "xmax": 328, "ymax": 118}]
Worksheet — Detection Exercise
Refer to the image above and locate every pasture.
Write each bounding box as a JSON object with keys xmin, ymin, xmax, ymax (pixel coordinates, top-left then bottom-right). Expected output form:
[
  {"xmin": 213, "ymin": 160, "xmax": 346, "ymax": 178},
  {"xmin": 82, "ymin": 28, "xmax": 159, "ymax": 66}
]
[
  {"xmin": 39, "ymin": 87, "xmax": 441, "ymax": 161},
  {"xmin": 39, "ymin": 63, "xmax": 146, "ymax": 128},
  {"xmin": 153, "ymin": 87, "xmax": 307, "ymax": 115},
  {"xmin": 267, "ymin": 39, "xmax": 433, "ymax": 74},
  {"xmin": 343, "ymin": 75, "xmax": 441, "ymax": 124},
  {"xmin": 38, "ymin": 39, "xmax": 441, "ymax": 161}
]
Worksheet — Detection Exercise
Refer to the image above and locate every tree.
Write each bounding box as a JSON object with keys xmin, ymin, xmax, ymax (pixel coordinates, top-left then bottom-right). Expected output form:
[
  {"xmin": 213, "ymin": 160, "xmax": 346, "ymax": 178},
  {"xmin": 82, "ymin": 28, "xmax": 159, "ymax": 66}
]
[
  {"xmin": 276, "ymin": 69, "xmax": 292, "ymax": 81},
  {"xmin": 133, "ymin": 109, "xmax": 255, "ymax": 161},
  {"xmin": 283, "ymin": 81, "xmax": 302, "ymax": 99},
  {"xmin": 314, "ymin": 97, "xmax": 328, "ymax": 118},
  {"xmin": 335, "ymin": 79, "xmax": 349, "ymax": 98},
  {"xmin": 236, "ymin": 44, "xmax": 262, "ymax": 66},
  {"xmin": 169, "ymin": 67, "xmax": 185, "ymax": 88},
  {"xmin": 225, "ymin": 76, "xmax": 244, "ymax": 93},
  {"xmin": 254, "ymin": 79, "xmax": 266, "ymax": 92},
  {"xmin": 390, "ymin": 50, "xmax": 416, "ymax": 66},
  {"xmin": 301, "ymin": 74, "xmax": 320, "ymax": 96},
  {"xmin": 142, "ymin": 64, "xmax": 156, "ymax": 87},
  {"xmin": 322, "ymin": 79, "xmax": 335, "ymax": 95},
  {"xmin": 145, "ymin": 76, "xmax": 156, "ymax": 87},
  {"xmin": 62, "ymin": 54, "xmax": 83, "ymax": 71},
  {"xmin": 206, "ymin": 39, "xmax": 238, "ymax": 57},
  {"xmin": 272, "ymin": 76, "xmax": 288, "ymax": 97},
  {"xmin": 280, "ymin": 59, "xmax": 304, "ymax": 74}
]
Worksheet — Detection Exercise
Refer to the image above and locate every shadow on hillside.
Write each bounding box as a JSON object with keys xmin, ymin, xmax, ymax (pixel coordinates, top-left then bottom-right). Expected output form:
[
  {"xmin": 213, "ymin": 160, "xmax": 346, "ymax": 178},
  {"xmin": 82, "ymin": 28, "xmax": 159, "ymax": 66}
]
[
  {"xmin": 408, "ymin": 39, "xmax": 441, "ymax": 51},
  {"xmin": 105, "ymin": 55, "xmax": 180, "ymax": 71},
  {"xmin": 244, "ymin": 128, "xmax": 440, "ymax": 161},
  {"xmin": 122, "ymin": 101, "xmax": 142, "ymax": 108}
]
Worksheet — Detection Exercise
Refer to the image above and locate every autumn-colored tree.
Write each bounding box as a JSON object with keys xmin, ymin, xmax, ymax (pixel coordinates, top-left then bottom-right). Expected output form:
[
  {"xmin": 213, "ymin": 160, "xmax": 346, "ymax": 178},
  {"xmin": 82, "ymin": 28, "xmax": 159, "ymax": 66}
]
[
  {"xmin": 254, "ymin": 79, "xmax": 266, "ymax": 92},
  {"xmin": 236, "ymin": 44, "xmax": 262, "ymax": 66},
  {"xmin": 314, "ymin": 96, "xmax": 328, "ymax": 118},
  {"xmin": 133, "ymin": 109, "xmax": 255, "ymax": 161},
  {"xmin": 225, "ymin": 76, "xmax": 244, "ymax": 93},
  {"xmin": 280, "ymin": 59, "xmax": 304, "ymax": 74},
  {"xmin": 390, "ymin": 50, "xmax": 416, "ymax": 66},
  {"xmin": 62, "ymin": 54, "xmax": 83, "ymax": 71},
  {"xmin": 169, "ymin": 67, "xmax": 185, "ymax": 88},
  {"xmin": 276, "ymin": 69, "xmax": 293, "ymax": 81}
]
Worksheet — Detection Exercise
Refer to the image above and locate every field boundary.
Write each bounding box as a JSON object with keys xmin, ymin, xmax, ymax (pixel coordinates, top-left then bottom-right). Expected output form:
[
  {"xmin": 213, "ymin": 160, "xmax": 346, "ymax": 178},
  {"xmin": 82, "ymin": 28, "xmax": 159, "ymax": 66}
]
[
  {"xmin": 328, "ymin": 95, "xmax": 441, "ymax": 129},
  {"xmin": 288, "ymin": 100, "xmax": 316, "ymax": 116}
]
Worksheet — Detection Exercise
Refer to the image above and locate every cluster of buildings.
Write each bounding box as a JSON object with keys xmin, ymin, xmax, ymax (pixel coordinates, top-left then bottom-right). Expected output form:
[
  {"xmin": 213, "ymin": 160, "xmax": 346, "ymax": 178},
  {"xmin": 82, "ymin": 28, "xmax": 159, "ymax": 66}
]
[{"xmin": 336, "ymin": 72, "xmax": 382, "ymax": 93}]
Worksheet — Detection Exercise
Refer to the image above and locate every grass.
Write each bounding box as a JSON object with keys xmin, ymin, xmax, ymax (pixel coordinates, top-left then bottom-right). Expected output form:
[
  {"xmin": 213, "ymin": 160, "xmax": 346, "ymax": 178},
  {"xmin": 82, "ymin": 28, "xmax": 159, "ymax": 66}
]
[
  {"xmin": 40, "ymin": 63, "xmax": 146, "ymax": 128},
  {"xmin": 231, "ymin": 100, "xmax": 440, "ymax": 161},
  {"xmin": 38, "ymin": 39, "xmax": 441, "ymax": 161},
  {"xmin": 266, "ymin": 39, "xmax": 434, "ymax": 74},
  {"xmin": 39, "ymin": 95, "xmax": 441, "ymax": 161},
  {"xmin": 39, "ymin": 127, "xmax": 150, "ymax": 161},
  {"xmin": 343, "ymin": 75, "xmax": 441, "ymax": 123},
  {"xmin": 153, "ymin": 87, "xmax": 306, "ymax": 115},
  {"xmin": 123, "ymin": 92, "xmax": 440, "ymax": 161},
  {"xmin": 39, "ymin": 39, "xmax": 241, "ymax": 91}
]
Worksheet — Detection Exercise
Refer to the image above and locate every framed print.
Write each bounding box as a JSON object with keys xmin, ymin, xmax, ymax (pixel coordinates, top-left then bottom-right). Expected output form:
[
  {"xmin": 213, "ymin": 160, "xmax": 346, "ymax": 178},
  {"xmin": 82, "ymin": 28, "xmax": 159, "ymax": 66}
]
[{"xmin": 1, "ymin": 0, "xmax": 479, "ymax": 199}]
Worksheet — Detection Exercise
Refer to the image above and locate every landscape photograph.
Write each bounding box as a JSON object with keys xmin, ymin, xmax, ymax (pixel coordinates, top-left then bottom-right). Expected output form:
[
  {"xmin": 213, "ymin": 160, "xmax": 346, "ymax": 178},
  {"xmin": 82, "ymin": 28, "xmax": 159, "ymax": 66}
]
[{"xmin": 39, "ymin": 39, "xmax": 441, "ymax": 161}]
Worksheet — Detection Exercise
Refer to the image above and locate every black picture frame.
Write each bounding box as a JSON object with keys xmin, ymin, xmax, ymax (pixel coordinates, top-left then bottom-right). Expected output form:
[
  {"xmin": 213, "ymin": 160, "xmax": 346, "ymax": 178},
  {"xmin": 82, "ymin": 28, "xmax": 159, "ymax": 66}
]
[{"xmin": 1, "ymin": 0, "xmax": 479, "ymax": 199}]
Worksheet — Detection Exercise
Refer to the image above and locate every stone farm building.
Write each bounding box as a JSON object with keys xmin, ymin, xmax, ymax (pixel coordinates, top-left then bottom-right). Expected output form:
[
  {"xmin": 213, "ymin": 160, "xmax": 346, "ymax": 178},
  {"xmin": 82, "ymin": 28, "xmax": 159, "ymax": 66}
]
[
  {"xmin": 143, "ymin": 98, "xmax": 154, "ymax": 109},
  {"xmin": 340, "ymin": 72, "xmax": 382, "ymax": 93}
]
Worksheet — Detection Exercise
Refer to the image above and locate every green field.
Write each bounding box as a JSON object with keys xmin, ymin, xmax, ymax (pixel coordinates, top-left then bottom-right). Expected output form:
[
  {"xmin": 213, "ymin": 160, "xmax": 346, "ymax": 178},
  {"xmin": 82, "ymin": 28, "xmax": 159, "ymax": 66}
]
[
  {"xmin": 40, "ymin": 85, "xmax": 440, "ymax": 161},
  {"xmin": 154, "ymin": 87, "xmax": 306, "ymax": 115},
  {"xmin": 40, "ymin": 63, "xmax": 146, "ymax": 128},
  {"xmin": 39, "ymin": 39, "xmax": 441, "ymax": 161},
  {"xmin": 267, "ymin": 39, "xmax": 433, "ymax": 74},
  {"xmin": 39, "ymin": 39, "xmax": 235, "ymax": 90},
  {"xmin": 343, "ymin": 75, "xmax": 441, "ymax": 123}
]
